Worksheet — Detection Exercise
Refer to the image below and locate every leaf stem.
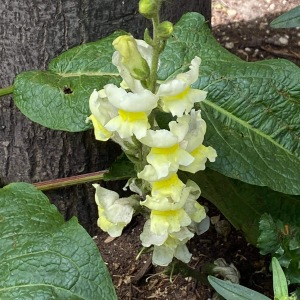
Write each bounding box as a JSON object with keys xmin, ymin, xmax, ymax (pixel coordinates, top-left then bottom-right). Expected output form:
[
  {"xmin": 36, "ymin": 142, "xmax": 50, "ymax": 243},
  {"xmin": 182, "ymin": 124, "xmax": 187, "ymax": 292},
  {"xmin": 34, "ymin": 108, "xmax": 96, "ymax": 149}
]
[
  {"xmin": 0, "ymin": 85, "xmax": 14, "ymax": 97},
  {"xmin": 33, "ymin": 170, "xmax": 107, "ymax": 191}
]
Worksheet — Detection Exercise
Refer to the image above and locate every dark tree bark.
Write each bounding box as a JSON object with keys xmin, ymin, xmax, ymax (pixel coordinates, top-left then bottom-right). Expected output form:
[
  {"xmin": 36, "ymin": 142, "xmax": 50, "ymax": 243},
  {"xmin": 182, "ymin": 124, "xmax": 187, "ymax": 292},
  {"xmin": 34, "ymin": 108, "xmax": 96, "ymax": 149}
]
[{"xmin": 0, "ymin": 0, "xmax": 211, "ymax": 232}]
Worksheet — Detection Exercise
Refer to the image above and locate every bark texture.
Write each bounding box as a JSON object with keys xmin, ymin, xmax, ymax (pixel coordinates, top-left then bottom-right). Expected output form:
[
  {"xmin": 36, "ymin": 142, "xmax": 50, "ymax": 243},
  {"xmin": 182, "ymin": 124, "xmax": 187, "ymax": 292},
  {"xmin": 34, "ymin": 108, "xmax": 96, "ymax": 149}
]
[{"xmin": 0, "ymin": 0, "xmax": 211, "ymax": 231}]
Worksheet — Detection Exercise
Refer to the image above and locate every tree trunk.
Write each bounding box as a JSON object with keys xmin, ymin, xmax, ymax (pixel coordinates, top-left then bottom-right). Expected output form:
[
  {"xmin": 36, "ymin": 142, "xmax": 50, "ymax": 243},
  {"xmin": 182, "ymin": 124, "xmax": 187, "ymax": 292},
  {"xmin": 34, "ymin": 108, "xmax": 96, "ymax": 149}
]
[{"xmin": 0, "ymin": 0, "xmax": 211, "ymax": 232}]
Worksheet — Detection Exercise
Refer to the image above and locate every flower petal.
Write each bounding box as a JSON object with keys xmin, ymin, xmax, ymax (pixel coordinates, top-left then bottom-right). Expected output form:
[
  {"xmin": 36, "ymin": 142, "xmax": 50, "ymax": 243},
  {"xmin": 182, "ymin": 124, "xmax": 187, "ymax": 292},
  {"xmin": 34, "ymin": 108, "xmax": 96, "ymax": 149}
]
[
  {"xmin": 180, "ymin": 145, "xmax": 217, "ymax": 173},
  {"xmin": 157, "ymin": 56, "xmax": 207, "ymax": 117},
  {"xmin": 140, "ymin": 220, "xmax": 168, "ymax": 247},
  {"xmin": 104, "ymin": 84, "xmax": 158, "ymax": 112},
  {"xmin": 150, "ymin": 209, "xmax": 191, "ymax": 236}
]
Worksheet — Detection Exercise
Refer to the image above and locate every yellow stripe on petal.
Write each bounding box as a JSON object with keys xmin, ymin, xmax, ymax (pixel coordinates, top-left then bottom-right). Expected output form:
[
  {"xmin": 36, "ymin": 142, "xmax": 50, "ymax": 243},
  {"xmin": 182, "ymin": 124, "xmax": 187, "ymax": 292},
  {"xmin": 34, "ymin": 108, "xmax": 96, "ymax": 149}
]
[
  {"xmin": 152, "ymin": 173, "xmax": 184, "ymax": 197},
  {"xmin": 150, "ymin": 209, "xmax": 191, "ymax": 235},
  {"xmin": 118, "ymin": 109, "xmax": 148, "ymax": 122},
  {"xmin": 151, "ymin": 143, "xmax": 179, "ymax": 155},
  {"xmin": 162, "ymin": 86, "xmax": 190, "ymax": 102}
]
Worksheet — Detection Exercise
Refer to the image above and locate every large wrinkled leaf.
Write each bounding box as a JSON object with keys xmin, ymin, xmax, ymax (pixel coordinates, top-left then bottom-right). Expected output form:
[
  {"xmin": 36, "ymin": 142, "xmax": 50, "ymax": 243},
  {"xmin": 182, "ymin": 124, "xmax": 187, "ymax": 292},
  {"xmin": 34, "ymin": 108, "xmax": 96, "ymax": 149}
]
[
  {"xmin": 188, "ymin": 168, "xmax": 300, "ymax": 244},
  {"xmin": 13, "ymin": 13, "xmax": 300, "ymax": 195},
  {"xmin": 13, "ymin": 32, "xmax": 122, "ymax": 132},
  {"xmin": 158, "ymin": 13, "xmax": 300, "ymax": 195},
  {"xmin": 0, "ymin": 183, "xmax": 116, "ymax": 300}
]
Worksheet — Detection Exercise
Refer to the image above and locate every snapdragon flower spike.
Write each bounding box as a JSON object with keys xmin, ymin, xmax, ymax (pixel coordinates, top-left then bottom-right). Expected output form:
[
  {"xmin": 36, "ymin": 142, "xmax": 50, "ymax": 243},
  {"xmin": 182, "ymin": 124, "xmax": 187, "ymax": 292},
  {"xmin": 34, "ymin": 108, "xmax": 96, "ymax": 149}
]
[
  {"xmin": 158, "ymin": 56, "xmax": 207, "ymax": 117},
  {"xmin": 103, "ymin": 84, "xmax": 159, "ymax": 139},
  {"xmin": 93, "ymin": 184, "xmax": 139, "ymax": 237}
]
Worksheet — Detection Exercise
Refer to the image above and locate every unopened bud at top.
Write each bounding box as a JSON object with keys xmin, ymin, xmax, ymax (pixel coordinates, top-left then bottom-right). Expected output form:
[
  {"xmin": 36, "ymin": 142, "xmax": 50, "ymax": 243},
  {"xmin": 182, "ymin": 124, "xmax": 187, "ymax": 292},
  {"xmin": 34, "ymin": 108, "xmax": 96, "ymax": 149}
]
[
  {"xmin": 113, "ymin": 35, "xmax": 150, "ymax": 81},
  {"xmin": 139, "ymin": 0, "xmax": 162, "ymax": 19}
]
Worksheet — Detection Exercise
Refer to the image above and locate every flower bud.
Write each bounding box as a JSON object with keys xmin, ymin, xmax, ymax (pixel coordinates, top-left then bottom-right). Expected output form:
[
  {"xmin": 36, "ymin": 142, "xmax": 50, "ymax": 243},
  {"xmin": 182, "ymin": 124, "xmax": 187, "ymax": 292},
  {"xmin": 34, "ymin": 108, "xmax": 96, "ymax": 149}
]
[
  {"xmin": 113, "ymin": 35, "xmax": 150, "ymax": 80},
  {"xmin": 139, "ymin": 0, "xmax": 161, "ymax": 19},
  {"xmin": 157, "ymin": 21, "xmax": 173, "ymax": 39}
]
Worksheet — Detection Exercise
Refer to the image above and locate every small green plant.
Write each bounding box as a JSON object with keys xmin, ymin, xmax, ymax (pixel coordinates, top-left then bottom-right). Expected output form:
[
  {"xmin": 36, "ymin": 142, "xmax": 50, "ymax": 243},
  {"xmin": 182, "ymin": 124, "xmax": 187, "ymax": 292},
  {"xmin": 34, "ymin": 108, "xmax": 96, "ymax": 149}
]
[
  {"xmin": 208, "ymin": 257, "xmax": 297, "ymax": 300},
  {"xmin": 258, "ymin": 214, "xmax": 300, "ymax": 287}
]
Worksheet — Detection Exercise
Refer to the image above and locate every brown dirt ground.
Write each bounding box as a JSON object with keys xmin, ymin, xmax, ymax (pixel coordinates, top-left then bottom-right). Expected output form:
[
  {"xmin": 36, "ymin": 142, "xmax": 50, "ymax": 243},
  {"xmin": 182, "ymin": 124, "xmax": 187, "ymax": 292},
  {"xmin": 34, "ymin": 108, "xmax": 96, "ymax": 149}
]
[{"xmin": 93, "ymin": 1, "xmax": 300, "ymax": 299}]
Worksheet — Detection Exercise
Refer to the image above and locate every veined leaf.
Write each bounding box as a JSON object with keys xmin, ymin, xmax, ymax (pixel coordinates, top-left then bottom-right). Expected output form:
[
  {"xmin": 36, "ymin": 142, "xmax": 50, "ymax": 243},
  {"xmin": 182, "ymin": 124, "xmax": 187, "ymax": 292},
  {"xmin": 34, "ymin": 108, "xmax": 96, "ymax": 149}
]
[
  {"xmin": 13, "ymin": 14, "xmax": 300, "ymax": 194},
  {"xmin": 159, "ymin": 13, "xmax": 300, "ymax": 195},
  {"xmin": 208, "ymin": 276, "xmax": 271, "ymax": 300},
  {"xmin": 270, "ymin": 5, "xmax": 300, "ymax": 28},
  {"xmin": 272, "ymin": 257, "xmax": 289, "ymax": 299},
  {"xmin": 188, "ymin": 168, "xmax": 300, "ymax": 244},
  {"xmin": 13, "ymin": 32, "xmax": 122, "ymax": 132},
  {"xmin": 0, "ymin": 183, "xmax": 116, "ymax": 300}
]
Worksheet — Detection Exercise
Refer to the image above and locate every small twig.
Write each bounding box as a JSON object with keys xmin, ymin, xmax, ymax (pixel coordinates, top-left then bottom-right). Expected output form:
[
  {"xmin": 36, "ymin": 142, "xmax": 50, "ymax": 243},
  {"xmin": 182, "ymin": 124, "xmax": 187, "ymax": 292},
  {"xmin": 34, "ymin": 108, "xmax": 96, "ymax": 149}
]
[
  {"xmin": 133, "ymin": 256, "xmax": 153, "ymax": 284},
  {"xmin": 33, "ymin": 170, "xmax": 107, "ymax": 191}
]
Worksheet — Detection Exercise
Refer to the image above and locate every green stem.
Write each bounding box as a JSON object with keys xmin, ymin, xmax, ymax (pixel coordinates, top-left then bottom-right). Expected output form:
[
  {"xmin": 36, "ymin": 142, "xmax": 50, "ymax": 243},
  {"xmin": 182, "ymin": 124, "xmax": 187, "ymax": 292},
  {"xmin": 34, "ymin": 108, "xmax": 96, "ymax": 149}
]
[
  {"xmin": 33, "ymin": 170, "xmax": 107, "ymax": 191},
  {"xmin": 0, "ymin": 85, "xmax": 14, "ymax": 97},
  {"xmin": 148, "ymin": 14, "xmax": 161, "ymax": 93}
]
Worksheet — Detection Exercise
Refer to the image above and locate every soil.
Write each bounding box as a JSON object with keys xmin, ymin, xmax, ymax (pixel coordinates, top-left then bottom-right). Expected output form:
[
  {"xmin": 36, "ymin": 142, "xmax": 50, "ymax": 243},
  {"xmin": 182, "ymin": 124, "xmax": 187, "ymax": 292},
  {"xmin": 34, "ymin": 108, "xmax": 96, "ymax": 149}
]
[{"xmin": 92, "ymin": 1, "xmax": 300, "ymax": 299}]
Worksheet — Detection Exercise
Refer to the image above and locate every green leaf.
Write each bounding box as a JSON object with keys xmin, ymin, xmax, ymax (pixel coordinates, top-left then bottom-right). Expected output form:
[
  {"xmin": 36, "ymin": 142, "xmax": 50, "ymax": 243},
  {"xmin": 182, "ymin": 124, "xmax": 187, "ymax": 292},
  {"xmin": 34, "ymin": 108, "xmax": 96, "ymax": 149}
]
[
  {"xmin": 103, "ymin": 153, "xmax": 137, "ymax": 181},
  {"xmin": 13, "ymin": 13, "xmax": 300, "ymax": 194},
  {"xmin": 257, "ymin": 214, "xmax": 283, "ymax": 255},
  {"xmin": 272, "ymin": 257, "xmax": 289, "ymax": 300},
  {"xmin": 270, "ymin": 6, "xmax": 300, "ymax": 28},
  {"xmin": 188, "ymin": 168, "xmax": 300, "ymax": 244},
  {"xmin": 13, "ymin": 32, "xmax": 122, "ymax": 132},
  {"xmin": 159, "ymin": 13, "xmax": 300, "ymax": 195},
  {"xmin": 257, "ymin": 214, "xmax": 300, "ymax": 285},
  {"xmin": 208, "ymin": 276, "xmax": 271, "ymax": 300},
  {"xmin": 0, "ymin": 183, "xmax": 117, "ymax": 300}
]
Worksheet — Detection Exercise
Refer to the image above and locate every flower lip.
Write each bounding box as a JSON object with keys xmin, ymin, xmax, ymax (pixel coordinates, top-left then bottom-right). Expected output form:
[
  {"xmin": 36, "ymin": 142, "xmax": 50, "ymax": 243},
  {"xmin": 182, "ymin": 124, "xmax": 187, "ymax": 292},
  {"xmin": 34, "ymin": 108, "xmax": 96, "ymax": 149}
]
[
  {"xmin": 104, "ymin": 84, "xmax": 158, "ymax": 113},
  {"xmin": 139, "ymin": 129, "xmax": 178, "ymax": 148}
]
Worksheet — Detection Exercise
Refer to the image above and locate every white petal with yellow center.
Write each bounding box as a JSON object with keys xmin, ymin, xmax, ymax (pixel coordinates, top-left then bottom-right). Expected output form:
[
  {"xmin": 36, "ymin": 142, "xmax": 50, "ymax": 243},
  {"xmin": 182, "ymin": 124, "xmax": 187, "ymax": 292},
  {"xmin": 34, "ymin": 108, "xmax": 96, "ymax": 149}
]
[
  {"xmin": 158, "ymin": 56, "xmax": 207, "ymax": 117},
  {"xmin": 87, "ymin": 89, "xmax": 117, "ymax": 141},
  {"xmin": 105, "ymin": 109, "xmax": 150, "ymax": 139},
  {"xmin": 150, "ymin": 209, "xmax": 191, "ymax": 236},
  {"xmin": 104, "ymin": 84, "xmax": 158, "ymax": 112},
  {"xmin": 180, "ymin": 144, "xmax": 217, "ymax": 173},
  {"xmin": 93, "ymin": 184, "xmax": 137, "ymax": 237},
  {"xmin": 146, "ymin": 143, "xmax": 194, "ymax": 179}
]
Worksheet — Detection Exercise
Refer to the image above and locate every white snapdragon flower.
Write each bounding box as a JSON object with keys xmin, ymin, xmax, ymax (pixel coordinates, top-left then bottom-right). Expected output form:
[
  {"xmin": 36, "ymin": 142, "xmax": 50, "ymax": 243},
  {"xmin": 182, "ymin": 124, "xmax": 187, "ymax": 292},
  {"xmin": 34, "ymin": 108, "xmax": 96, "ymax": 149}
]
[
  {"xmin": 103, "ymin": 84, "xmax": 159, "ymax": 139},
  {"xmin": 141, "ymin": 224, "xmax": 194, "ymax": 266},
  {"xmin": 172, "ymin": 109, "xmax": 218, "ymax": 173},
  {"xmin": 87, "ymin": 89, "xmax": 117, "ymax": 141},
  {"xmin": 93, "ymin": 184, "xmax": 139, "ymax": 237},
  {"xmin": 138, "ymin": 128, "xmax": 194, "ymax": 180},
  {"xmin": 152, "ymin": 228, "xmax": 194, "ymax": 266},
  {"xmin": 183, "ymin": 180, "xmax": 206, "ymax": 223},
  {"xmin": 158, "ymin": 56, "xmax": 207, "ymax": 117}
]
